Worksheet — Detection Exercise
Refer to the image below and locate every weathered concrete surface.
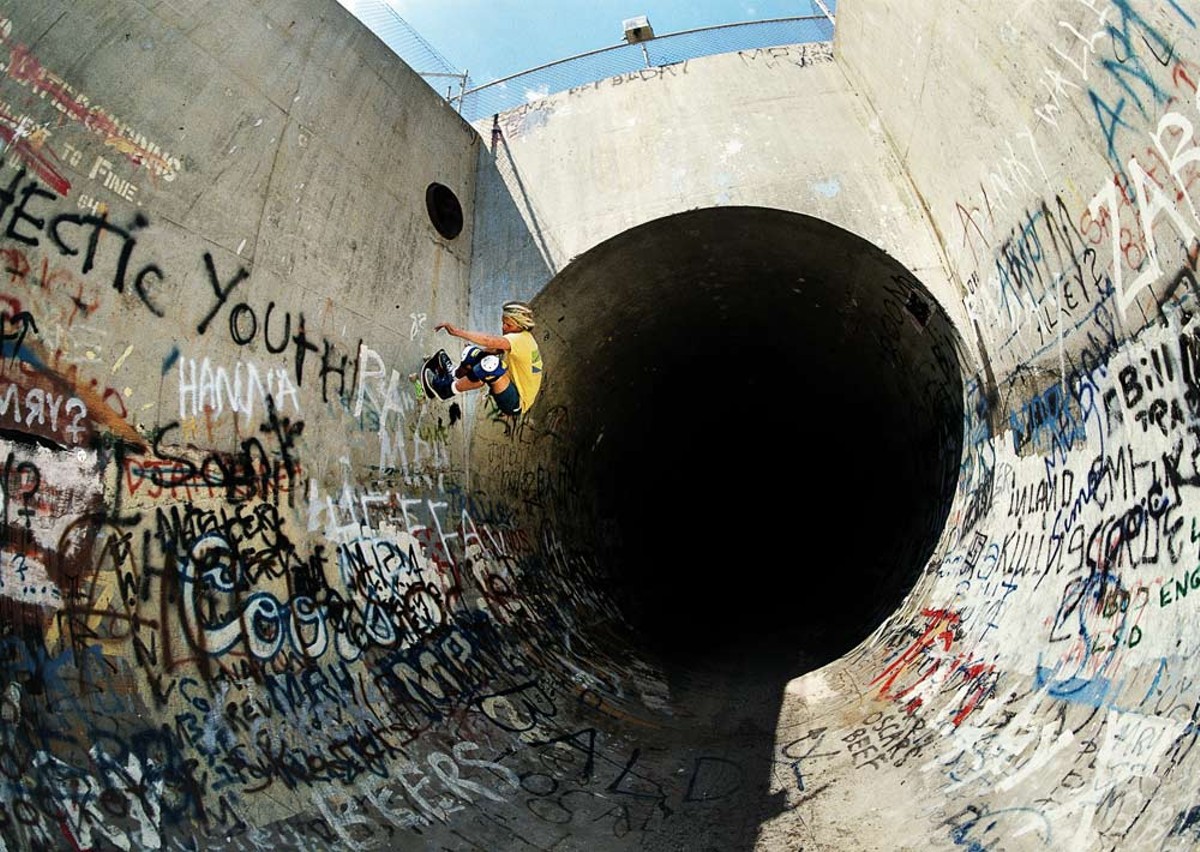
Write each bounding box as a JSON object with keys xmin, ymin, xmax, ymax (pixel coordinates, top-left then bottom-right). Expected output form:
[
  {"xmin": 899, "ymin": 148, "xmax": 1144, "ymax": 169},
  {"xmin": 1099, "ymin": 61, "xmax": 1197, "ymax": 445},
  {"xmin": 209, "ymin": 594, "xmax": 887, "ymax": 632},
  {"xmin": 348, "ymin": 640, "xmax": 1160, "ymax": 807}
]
[{"xmin": 2, "ymin": 0, "xmax": 1200, "ymax": 850}]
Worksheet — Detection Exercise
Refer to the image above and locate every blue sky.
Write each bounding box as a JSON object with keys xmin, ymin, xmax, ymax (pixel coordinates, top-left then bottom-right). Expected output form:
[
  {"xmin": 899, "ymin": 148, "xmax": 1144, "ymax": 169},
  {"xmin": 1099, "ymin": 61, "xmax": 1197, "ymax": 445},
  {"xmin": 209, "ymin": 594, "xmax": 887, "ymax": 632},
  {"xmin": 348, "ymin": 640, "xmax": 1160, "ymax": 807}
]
[{"xmin": 338, "ymin": 0, "xmax": 834, "ymax": 85}]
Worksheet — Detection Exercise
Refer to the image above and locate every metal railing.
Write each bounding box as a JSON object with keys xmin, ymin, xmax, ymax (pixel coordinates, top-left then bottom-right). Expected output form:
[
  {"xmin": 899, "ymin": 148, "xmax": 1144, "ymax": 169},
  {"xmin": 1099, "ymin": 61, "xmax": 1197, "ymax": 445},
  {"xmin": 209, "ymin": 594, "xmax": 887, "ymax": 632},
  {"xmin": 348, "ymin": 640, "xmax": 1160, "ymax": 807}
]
[
  {"xmin": 340, "ymin": 1, "xmax": 838, "ymax": 121},
  {"xmin": 451, "ymin": 13, "xmax": 837, "ymax": 123}
]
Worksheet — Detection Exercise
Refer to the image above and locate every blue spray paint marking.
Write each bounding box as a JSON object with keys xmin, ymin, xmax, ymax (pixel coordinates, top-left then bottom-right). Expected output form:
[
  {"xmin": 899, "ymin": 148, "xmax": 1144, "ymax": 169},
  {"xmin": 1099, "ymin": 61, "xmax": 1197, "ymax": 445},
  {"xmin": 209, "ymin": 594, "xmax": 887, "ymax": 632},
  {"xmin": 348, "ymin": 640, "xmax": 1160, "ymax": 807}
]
[
  {"xmin": 1033, "ymin": 667, "xmax": 1113, "ymax": 707},
  {"xmin": 1165, "ymin": 0, "xmax": 1195, "ymax": 28},
  {"xmin": 950, "ymin": 805, "xmax": 1052, "ymax": 849},
  {"xmin": 1083, "ymin": 0, "xmax": 1185, "ymax": 193},
  {"xmin": 162, "ymin": 345, "xmax": 180, "ymax": 374},
  {"xmin": 1035, "ymin": 559, "xmax": 1139, "ymax": 707},
  {"xmin": 812, "ymin": 178, "xmax": 840, "ymax": 198},
  {"xmin": 0, "ymin": 343, "xmax": 45, "ymax": 370},
  {"xmin": 1008, "ymin": 382, "xmax": 1087, "ymax": 455}
]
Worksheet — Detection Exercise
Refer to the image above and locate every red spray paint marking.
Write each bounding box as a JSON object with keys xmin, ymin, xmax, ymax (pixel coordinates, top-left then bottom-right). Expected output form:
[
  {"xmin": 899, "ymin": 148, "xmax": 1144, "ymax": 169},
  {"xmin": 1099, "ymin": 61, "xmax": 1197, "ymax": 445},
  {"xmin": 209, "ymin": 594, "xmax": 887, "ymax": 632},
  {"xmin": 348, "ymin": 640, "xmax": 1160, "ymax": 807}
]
[
  {"xmin": 870, "ymin": 608, "xmax": 997, "ymax": 727},
  {"xmin": 1172, "ymin": 59, "xmax": 1197, "ymax": 94},
  {"xmin": 0, "ymin": 112, "xmax": 69, "ymax": 195},
  {"xmin": 3, "ymin": 41, "xmax": 176, "ymax": 179},
  {"xmin": 951, "ymin": 661, "xmax": 996, "ymax": 727},
  {"xmin": 870, "ymin": 608, "xmax": 959, "ymax": 699}
]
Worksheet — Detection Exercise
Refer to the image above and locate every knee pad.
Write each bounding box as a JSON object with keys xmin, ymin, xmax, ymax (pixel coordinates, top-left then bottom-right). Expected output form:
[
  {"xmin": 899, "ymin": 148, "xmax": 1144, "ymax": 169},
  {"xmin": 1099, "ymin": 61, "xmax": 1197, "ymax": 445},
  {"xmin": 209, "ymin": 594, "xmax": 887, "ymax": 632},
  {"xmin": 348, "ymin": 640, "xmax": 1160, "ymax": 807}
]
[
  {"xmin": 473, "ymin": 353, "xmax": 505, "ymax": 383},
  {"xmin": 460, "ymin": 344, "xmax": 483, "ymax": 364},
  {"xmin": 456, "ymin": 345, "xmax": 483, "ymax": 378}
]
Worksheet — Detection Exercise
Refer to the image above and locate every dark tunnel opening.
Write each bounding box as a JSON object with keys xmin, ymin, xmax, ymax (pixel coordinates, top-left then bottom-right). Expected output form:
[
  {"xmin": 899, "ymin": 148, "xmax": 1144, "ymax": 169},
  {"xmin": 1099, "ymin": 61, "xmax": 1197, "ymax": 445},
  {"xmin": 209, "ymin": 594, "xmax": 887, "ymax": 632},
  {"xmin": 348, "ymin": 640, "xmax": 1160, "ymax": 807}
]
[
  {"xmin": 520, "ymin": 207, "xmax": 966, "ymax": 678},
  {"xmin": 602, "ymin": 348, "xmax": 944, "ymax": 669}
]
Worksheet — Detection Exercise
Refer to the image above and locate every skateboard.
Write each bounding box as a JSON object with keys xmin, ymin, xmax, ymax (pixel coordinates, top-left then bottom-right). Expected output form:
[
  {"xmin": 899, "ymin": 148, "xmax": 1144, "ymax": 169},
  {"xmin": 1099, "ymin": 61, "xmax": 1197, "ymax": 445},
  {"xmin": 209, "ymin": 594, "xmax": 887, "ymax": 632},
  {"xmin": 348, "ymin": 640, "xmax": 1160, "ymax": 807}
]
[{"xmin": 418, "ymin": 349, "xmax": 456, "ymax": 400}]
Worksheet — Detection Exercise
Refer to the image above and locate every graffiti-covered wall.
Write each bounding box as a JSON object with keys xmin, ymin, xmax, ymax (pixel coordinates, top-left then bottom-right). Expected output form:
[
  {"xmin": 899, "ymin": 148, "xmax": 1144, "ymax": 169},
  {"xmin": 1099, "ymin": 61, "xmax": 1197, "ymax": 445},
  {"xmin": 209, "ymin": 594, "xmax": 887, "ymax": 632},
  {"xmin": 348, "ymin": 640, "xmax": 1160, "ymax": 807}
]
[
  {"xmin": 0, "ymin": 1, "xmax": 521, "ymax": 848},
  {"xmin": 803, "ymin": 2, "xmax": 1200, "ymax": 849}
]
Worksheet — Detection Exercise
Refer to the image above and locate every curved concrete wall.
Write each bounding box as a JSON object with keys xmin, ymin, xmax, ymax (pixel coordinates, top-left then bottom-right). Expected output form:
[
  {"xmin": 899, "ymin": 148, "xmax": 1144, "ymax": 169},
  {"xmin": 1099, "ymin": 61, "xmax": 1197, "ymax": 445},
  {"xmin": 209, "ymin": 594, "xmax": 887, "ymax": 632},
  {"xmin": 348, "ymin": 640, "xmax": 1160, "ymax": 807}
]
[
  {"xmin": 3, "ymin": 0, "xmax": 1200, "ymax": 850},
  {"xmin": 469, "ymin": 40, "xmax": 969, "ymax": 337}
]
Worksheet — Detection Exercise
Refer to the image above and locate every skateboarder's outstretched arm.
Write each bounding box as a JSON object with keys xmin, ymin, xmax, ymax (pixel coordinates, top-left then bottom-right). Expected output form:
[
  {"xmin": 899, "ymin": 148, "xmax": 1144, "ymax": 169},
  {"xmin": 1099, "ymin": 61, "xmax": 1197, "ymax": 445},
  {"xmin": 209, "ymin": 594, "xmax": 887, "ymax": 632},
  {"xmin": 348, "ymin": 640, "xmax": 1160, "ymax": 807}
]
[{"xmin": 434, "ymin": 322, "xmax": 510, "ymax": 352}]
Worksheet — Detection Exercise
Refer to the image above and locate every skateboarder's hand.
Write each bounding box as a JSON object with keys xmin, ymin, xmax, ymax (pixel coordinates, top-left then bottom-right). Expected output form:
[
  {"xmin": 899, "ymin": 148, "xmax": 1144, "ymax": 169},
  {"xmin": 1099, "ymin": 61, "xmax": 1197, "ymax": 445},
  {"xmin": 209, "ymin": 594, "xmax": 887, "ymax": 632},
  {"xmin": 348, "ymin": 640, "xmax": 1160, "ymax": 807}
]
[{"xmin": 435, "ymin": 322, "xmax": 457, "ymax": 335}]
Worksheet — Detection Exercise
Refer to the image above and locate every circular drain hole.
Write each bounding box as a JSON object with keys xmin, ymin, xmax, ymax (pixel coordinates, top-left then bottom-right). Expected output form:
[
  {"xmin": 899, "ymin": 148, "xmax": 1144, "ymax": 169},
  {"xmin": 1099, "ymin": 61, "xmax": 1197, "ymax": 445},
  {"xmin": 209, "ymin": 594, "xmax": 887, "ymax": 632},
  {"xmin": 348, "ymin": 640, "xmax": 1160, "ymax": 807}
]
[{"xmin": 426, "ymin": 182, "xmax": 464, "ymax": 239}]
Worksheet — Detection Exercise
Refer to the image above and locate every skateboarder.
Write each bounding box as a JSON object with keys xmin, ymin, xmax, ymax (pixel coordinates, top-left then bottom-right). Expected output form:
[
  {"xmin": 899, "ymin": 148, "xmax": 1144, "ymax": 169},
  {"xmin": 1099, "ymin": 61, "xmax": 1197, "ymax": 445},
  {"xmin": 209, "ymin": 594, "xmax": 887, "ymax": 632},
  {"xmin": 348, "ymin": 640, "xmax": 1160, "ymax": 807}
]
[{"xmin": 429, "ymin": 301, "xmax": 544, "ymax": 416}]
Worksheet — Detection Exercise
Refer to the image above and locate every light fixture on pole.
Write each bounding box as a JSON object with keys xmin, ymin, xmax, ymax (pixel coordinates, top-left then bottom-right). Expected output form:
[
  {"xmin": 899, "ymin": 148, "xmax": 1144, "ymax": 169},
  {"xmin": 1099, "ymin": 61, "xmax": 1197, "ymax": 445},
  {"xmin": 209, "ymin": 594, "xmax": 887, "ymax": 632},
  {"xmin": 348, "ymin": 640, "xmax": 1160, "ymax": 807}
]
[{"xmin": 622, "ymin": 15, "xmax": 655, "ymax": 67}]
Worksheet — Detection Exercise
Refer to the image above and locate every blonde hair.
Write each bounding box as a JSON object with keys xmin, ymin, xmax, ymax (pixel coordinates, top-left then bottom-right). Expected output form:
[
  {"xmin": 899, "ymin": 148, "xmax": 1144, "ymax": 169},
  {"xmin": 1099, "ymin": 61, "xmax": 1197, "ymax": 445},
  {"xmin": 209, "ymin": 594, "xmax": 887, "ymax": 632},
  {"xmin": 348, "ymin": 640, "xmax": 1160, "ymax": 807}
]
[{"xmin": 502, "ymin": 301, "xmax": 536, "ymax": 330}]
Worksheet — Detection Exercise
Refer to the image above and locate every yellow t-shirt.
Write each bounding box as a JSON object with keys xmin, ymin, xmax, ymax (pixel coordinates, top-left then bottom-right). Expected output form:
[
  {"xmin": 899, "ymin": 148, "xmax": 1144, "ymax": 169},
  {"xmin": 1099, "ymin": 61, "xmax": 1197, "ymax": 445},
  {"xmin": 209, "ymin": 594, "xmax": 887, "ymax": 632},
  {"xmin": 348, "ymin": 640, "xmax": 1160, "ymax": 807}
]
[{"xmin": 504, "ymin": 330, "xmax": 543, "ymax": 412}]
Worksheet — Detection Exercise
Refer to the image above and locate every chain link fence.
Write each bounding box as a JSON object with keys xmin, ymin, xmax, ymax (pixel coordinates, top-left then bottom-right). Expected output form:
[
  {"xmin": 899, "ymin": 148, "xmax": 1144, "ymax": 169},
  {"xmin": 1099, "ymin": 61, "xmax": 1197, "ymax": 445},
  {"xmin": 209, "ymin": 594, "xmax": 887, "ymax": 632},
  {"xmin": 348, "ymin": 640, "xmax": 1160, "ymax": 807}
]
[
  {"xmin": 452, "ymin": 14, "xmax": 836, "ymax": 123},
  {"xmin": 342, "ymin": 0, "xmax": 470, "ymax": 101}
]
